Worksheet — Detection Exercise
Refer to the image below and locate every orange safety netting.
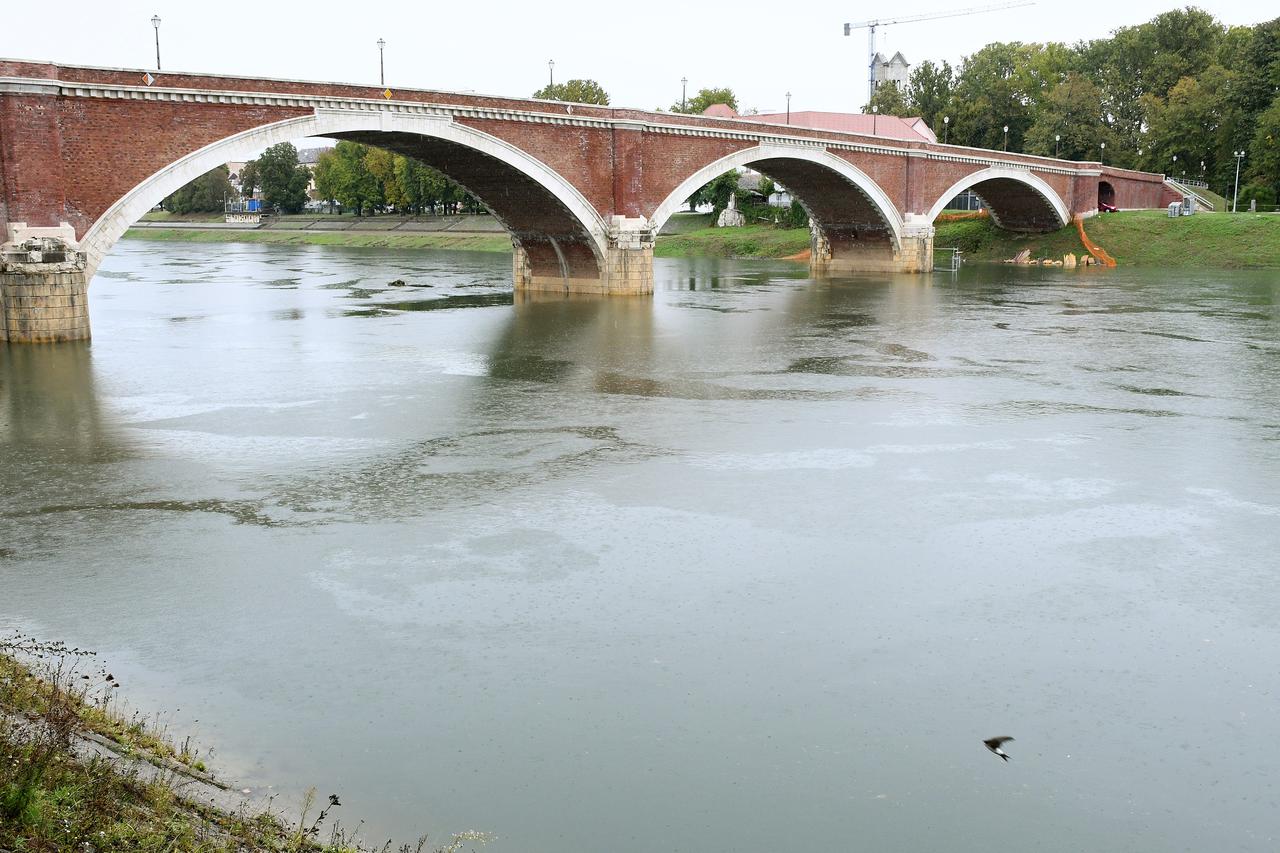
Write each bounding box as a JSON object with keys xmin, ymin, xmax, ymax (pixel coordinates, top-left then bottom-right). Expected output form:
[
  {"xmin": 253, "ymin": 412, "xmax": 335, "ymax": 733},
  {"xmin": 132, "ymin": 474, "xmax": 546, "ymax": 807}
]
[
  {"xmin": 936, "ymin": 210, "xmax": 989, "ymax": 222},
  {"xmin": 1074, "ymin": 214, "xmax": 1117, "ymax": 267}
]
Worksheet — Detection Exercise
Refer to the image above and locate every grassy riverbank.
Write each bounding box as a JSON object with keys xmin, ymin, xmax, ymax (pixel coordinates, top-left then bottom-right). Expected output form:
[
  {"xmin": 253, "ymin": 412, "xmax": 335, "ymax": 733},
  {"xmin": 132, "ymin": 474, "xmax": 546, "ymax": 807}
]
[
  {"xmin": 934, "ymin": 210, "xmax": 1280, "ymax": 267},
  {"xmin": 0, "ymin": 636, "xmax": 479, "ymax": 853},
  {"xmin": 124, "ymin": 210, "xmax": 1280, "ymax": 267},
  {"xmin": 127, "ymin": 227, "xmax": 513, "ymax": 253}
]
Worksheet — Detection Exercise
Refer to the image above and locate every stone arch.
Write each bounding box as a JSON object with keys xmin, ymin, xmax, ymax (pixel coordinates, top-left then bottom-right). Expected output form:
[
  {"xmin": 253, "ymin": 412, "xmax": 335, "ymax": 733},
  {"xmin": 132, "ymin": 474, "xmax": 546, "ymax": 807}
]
[
  {"xmin": 926, "ymin": 166, "xmax": 1070, "ymax": 232},
  {"xmin": 649, "ymin": 145, "xmax": 905, "ymax": 269},
  {"xmin": 79, "ymin": 110, "xmax": 610, "ymax": 281}
]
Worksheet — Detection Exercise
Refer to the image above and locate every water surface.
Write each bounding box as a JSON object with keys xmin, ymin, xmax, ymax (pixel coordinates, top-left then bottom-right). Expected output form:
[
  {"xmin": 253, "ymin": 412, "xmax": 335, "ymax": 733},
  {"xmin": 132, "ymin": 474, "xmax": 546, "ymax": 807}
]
[{"xmin": 2, "ymin": 241, "xmax": 1278, "ymax": 851}]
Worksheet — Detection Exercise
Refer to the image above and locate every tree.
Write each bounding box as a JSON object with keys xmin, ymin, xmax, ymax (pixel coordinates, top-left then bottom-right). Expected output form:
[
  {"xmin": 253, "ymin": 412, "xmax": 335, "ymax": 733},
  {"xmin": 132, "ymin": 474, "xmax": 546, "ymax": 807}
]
[
  {"xmin": 1245, "ymin": 91, "xmax": 1280, "ymax": 203},
  {"xmin": 532, "ymin": 79, "xmax": 610, "ymax": 104},
  {"xmin": 313, "ymin": 149, "xmax": 339, "ymax": 213},
  {"xmin": 1024, "ymin": 74, "xmax": 1111, "ymax": 161},
  {"xmin": 865, "ymin": 81, "xmax": 910, "ymax": 116},
  {"xmin": 905, "ymin": 60, "xmax": 953, "ymax": 132},
  {"xmin": 238, "ymin": 161, "xmax": 258, "ymax": 200},
  {"xmin": 163, "ymin": 165, "xmax": 234, "ymax": 214},
  {"xmin": 255, "ymin": 142, "xmax": 311, "ymax": 213},
  {"xmin": 1141, "ymin": 66, "xmax": 1240, "ymax": 185},
  {"xmin": 672, "ymin": 87, "xmax": 738, "ymax": 114},
  {"xmin": 687, "ymin": 170, "xmax": 740, "ymax": 215},
  {"xmin": 945, "ymin": 43, "xmax": 1036, "ymax": 151},
  {"xmin": 329, "ymin": 141, "xmax": 378, "ymax": 216},
  {"xmin": 363, "ymin": 146, "xmax": 398, "ymax": 211}
]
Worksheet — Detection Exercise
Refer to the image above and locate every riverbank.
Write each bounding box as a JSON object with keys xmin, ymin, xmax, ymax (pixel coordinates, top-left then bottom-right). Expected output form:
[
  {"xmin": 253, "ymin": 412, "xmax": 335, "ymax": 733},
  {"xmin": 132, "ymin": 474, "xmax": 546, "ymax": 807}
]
[
  {"xmin": 0, "ymin": 637, "xmax": 480, "ymax": 853},
  {"xmin": 128, "ymin": 227, "xmax": 513, "ymax": 253},
  {"xmin": 123, "ymin": 210, "xmax": 1280, "ymax": 267}
]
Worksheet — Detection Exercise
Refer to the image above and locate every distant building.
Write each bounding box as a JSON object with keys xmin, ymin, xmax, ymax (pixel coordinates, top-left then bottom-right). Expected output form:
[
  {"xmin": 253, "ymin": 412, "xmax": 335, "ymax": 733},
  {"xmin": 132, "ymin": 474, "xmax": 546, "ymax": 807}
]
[
  {"xmin": 729, "ymin": 109, "xmax": 937, "ymax": 144},
  {"xmin": 871, "ymin": 51, "xmax": 910, "ymax": 93}
]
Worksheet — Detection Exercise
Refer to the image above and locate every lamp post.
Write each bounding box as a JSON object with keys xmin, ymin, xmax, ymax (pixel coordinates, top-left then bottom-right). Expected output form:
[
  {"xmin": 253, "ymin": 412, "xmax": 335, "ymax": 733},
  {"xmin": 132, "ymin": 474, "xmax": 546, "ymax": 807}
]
[
  {"xmin": 1171, "ymin": 154, "xmax": 1177, "ymax": 179},
  {"xmin": 1100, "ymin": 141, "xmax": 1105, "ymax": 165},
  {"xmin": 1232, "ymin": 150, "xmax": 1245, "ymax": 212},
  {"xmin": 942, "ymin": 115, "xmax": 949, "ymax": 145},
  {"xmin": 786, "ymin": 91, "xmax": 791, "ymax": 125},
  {"xmin": 548, "ymin": 59, "xmax": 554, "ymax": 89},
  {"xmin": 1055, "ymin": 133, "xmax": 1060, "ymax": 158},
  {"xmin": 377, "ymin": 38, "xmax": 385, "ymax": 87},
  {"xmin": 872, "ymin": 104, "xmax": 878, "ymax": 136},
  {"xmin": 681, "ymin": 77, "xmax": 687, "ymax": 112},
  {"xmin": 1003, "ymin": 124, "xmax": 1009, "ymax": 151},
  {"xmin": 151, "ymin": 15, "xmax": 161, "ymax": 71}
]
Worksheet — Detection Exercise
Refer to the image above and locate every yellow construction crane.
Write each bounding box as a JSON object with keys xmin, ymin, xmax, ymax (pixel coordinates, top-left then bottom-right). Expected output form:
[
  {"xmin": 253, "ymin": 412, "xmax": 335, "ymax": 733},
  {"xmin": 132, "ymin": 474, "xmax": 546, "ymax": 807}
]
[{"xmin": 844, "ymin": 1, "xmax": 1036, "ymax": 107}]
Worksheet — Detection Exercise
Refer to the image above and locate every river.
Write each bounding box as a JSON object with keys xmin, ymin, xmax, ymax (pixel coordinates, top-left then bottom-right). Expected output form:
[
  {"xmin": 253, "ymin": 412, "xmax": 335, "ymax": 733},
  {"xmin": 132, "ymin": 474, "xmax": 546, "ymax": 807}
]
[{"xmin": 2, "ymin": 240, "xmax": 1278, "ymax": 852}]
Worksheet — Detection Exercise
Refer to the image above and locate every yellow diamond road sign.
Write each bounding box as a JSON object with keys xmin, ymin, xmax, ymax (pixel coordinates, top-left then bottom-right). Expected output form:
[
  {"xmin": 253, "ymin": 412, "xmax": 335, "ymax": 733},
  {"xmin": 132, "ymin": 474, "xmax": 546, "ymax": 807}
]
[
  {"xmin": 143, "ymin": 72, "xmax": 155, "ymax": 86},
  {"xmin": 383, "ymin": 88, "xmax": 393, "ymax": 100}
]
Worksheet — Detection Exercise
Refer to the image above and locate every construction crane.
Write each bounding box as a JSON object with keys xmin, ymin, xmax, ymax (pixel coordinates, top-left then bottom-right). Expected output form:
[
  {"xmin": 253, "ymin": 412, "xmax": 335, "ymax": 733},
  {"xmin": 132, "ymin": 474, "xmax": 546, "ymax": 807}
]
[{"xmin": 844, "ymin": 1, "xmax": 1035, "ymax": 107}]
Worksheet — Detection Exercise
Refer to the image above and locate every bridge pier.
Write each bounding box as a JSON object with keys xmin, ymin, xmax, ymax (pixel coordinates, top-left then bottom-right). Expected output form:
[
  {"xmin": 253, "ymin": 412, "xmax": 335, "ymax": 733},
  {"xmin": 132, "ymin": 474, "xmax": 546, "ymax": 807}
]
[
  {"xmin": 514, "ymin": 217, "xmax": 654, "ymax": 295},
  {"xmin": 808, "ymin": 217, "xmax": 934, "ymax": 275},
  {"xmin": 1, "ymin": 226, "xmax": 90, "ymax": 343}
]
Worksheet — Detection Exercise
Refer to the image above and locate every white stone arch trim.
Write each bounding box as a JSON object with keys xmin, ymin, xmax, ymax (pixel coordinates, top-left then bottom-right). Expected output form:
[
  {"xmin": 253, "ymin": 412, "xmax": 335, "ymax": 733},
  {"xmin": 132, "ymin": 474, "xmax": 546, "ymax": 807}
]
[
  {"xmin": 80, "ymin": 109, "xmax": 610, "ymax": 277},
  {"xmin": 648, "ymin": 144, "xmax": 904, "ymax": 249},
  {"xmin": 925, "ymin": 166, "xmax": 1070, "ymax": 227}
]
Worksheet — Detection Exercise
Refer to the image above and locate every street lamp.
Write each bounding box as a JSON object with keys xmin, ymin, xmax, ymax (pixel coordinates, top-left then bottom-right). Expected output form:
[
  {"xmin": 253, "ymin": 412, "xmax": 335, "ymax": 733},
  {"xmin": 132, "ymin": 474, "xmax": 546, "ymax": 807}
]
[
  {"xmin": 786, "ymin": 91, "xmax": 791, "ymax": 125},
  {"xmin": 548, "ymin": 59, "xmax": 554, "ymax": 89},
  {"xmin": 942, "ymin": 115, "xmax": 949, "ymax": 145},
  {"xmin": 1003, "ymin": 124, "xmax": 1008, "ymax": 151},
  {"xmin": 681, "ymin": 76, "xmax": 687, "ymax": 112},
  {"xmin": 1233, "ymin": 150, "xmax": 1246, "ymax": 212},
  {"xmin": 1055, "ymin": 133, "xmax": 1060, "ymax": 158},
  {"xmin": 872, "ymin": 104, "xmax": 878, "ymax": 136},
  {"xmin": 377, "ymin": 38, "xmax": 385, "ymax": 87},
  {"xmin": 1100, "ymin": 140, "xmax": 1106, "ymax": 165},
  {"xmin": 151, "ymin": 15, "xmax": 161, "ymax": 71}
]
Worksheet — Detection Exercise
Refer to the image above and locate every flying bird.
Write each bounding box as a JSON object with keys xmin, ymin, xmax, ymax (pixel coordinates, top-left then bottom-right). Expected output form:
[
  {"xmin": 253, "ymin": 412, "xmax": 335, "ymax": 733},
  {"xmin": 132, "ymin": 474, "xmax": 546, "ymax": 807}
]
[{"xmin": 983, "ymin": 736, "xmax": 1014, "ymax": 761}]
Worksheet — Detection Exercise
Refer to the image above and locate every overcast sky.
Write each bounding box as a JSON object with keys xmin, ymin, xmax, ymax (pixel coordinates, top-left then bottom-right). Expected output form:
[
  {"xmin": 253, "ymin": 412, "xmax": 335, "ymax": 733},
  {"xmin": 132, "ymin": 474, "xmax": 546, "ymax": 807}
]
[{"xmin": 2, "ymin": 1, "xmax": 1274, "ymax": 116}]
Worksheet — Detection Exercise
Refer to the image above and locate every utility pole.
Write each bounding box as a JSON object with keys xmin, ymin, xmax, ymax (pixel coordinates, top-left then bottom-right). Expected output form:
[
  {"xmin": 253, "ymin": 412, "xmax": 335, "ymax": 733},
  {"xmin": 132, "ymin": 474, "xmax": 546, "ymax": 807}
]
[{"xmin": 1233, "ymin": 150, "xmax": 1245, "ymax": 212}]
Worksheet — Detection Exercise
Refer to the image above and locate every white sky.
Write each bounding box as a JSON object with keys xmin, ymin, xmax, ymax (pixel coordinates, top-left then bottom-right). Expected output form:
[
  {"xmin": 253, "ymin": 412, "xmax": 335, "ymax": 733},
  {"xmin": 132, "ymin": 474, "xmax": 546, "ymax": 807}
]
[{"xmin": 2, "ymin": 0, "xmax": 1274, "ymax": 116}]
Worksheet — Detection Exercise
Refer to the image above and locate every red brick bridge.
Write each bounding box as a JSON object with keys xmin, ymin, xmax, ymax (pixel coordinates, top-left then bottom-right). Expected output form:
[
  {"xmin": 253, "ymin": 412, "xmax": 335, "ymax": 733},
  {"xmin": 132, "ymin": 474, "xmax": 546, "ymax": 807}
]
[{"xmin": 1, "ymin": 60, "xmax": 1172, "ymax": 341}]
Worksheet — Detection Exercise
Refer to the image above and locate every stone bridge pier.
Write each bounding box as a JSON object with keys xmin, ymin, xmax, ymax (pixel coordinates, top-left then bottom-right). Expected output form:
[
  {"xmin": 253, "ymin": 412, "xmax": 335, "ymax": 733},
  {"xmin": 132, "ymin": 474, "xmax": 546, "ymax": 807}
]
[
  {"xmin": 513, "ymin": 216, "xmax": 654, "ymax": 295},
  {"xmin": 1, "ymin": 225, "xmax": 90, "ymax": 343}
]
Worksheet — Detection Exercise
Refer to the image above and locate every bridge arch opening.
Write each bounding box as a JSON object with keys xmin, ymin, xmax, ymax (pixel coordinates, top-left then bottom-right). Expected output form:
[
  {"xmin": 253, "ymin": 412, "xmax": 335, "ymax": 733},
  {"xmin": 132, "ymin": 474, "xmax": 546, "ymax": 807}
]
[
  {"xmin": 1098, "ymin": 181, "xmax": 1116, "ymax": 208},
  {"xmin": 649, "ymin": 145, "xmax": 909, "ymax": 273},
  {"xmin": 927, "ymin": 167, "xmax": 1070, "ymax": 232},
  {"xmin": 79, "ymin": 112, "xmax": 611, "ymax": 286}
]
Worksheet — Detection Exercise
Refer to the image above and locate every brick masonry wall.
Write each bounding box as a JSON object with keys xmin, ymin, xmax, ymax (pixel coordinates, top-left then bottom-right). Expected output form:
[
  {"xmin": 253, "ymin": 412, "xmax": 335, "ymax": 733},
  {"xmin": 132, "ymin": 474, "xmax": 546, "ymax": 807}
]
[{"xmin": 0, "ymin": 61, "xmax": 1173, "ymax": 285}]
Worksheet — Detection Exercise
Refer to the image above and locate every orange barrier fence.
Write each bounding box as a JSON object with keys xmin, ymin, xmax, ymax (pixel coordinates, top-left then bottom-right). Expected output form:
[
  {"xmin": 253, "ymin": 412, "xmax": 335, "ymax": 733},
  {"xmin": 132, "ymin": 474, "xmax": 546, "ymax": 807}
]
[
  {"xmin": 1074, "ymin": 214, "xmax": 1117, "ymax": 267},
  {"xmin": 936, "ymin": 210, "xmax": 989, "ymax": 222}
]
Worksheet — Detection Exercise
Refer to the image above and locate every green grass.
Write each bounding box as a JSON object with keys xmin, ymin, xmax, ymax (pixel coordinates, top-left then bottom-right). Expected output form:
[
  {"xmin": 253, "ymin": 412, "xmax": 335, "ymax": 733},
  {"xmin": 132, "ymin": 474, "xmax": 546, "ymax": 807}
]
[
  {"xmin": 1165, "ymin": 180, "xmax": 1230, "ymax": 211},
  {"xmin": 128, "ymin": 211, "xmax": 1280, "ymax": 268},
  {"xmin": 936, "ymin": 210, "xmax": 1280, "ymax": 267},
  {"xmin": 125, "ymin": 228, "xmax": 513, "ymax": 253},
  {"xmin": 654, "ymin": 224, "xmax": 811, "ymax": 258}
]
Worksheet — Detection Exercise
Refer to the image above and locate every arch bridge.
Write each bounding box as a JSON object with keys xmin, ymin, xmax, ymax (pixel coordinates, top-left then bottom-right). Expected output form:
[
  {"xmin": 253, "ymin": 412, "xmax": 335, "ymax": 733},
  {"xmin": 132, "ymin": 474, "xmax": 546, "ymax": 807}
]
[{"xmin": 0, "ymin": 60, "xmax": 1172, "ymax": 342}]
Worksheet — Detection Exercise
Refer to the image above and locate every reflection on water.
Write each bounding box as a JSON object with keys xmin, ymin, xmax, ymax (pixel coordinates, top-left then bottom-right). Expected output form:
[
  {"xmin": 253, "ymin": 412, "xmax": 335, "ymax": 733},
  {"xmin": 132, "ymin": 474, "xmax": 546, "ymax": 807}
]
[{"xmin": 2, "ymin": 240, "xmax": 1279, "ymax": 853}]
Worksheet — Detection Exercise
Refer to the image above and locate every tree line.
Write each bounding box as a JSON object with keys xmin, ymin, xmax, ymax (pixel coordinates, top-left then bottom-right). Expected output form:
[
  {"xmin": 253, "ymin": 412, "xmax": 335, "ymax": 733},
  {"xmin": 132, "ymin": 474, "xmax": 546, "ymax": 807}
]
[
  {"xmin": 312, "ymin": 143, "xmax": 478, "ymax": 216},
  {"xmin": 865, "ymin": 8, "xmax": 1280, "ymax": 206}
]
